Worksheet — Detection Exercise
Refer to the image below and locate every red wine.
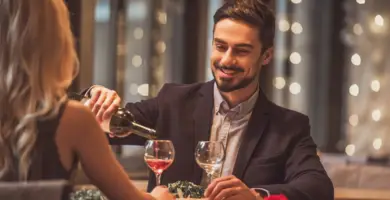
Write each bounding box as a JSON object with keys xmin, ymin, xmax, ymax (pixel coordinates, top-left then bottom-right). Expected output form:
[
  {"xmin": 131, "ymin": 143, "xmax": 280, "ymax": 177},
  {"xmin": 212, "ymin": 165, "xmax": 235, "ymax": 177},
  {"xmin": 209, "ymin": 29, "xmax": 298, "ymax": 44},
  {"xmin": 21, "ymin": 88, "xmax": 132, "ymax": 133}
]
[{"xmin": 145, "ymin": 158, "xmax": 173, "ymax": 174}]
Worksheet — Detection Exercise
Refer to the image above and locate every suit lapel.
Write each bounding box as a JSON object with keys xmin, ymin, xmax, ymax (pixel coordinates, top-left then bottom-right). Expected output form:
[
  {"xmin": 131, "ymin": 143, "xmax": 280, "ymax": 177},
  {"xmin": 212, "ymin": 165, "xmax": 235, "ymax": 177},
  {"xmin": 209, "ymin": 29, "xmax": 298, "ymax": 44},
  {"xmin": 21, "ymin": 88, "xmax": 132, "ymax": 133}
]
[
  {"xmin": 192, "ymin": 81, "xmax": 214, "ymax": 184},
  {"xmin": 232, "ymin": 90, "xmax": 270, "ymax": 179}
]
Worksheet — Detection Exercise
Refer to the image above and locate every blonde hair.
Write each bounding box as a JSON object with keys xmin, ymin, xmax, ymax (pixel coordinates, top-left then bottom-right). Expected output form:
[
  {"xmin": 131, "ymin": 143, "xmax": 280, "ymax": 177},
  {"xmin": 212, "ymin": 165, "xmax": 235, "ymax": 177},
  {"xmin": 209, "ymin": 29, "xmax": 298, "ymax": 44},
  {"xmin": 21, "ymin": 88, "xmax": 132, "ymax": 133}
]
[{"xmin": 0, "ymin": 0, "xmax": 79, "ymax": 180}]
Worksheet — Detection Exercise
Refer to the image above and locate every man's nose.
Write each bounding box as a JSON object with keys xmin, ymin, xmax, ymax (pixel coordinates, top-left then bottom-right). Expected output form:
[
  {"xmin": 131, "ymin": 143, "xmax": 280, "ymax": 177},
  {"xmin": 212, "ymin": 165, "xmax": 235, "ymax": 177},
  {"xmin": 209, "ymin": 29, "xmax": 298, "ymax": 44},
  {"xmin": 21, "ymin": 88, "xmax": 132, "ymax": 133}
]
[{"xmin": 219, "ymin": 50, "xmax": 235, "ymax": 66}]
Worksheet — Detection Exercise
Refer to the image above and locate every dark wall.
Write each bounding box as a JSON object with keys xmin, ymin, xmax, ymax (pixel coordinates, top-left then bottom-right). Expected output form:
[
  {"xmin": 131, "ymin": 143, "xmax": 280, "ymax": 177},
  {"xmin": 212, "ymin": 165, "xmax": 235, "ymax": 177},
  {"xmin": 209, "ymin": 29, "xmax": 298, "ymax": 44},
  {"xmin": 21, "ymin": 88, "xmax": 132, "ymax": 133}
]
[
  {"xmin": 325, "ymin": 0, "xmax": 346, "ymax": 153},
  {"xmin": 182, "ymin": 1, "xmax": 209, "ymax": 83},
  {"xmin": 65, "ymin": 0, "xmax": 81, "ymax": 92}
]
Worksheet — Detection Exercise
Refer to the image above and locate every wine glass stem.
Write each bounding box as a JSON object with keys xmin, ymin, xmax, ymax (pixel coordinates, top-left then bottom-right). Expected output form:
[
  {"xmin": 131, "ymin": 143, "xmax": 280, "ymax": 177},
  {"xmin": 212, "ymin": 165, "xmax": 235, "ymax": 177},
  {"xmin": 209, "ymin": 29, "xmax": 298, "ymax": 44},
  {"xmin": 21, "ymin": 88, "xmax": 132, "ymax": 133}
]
[
  {"xmin": 155, "ymin": 173, "xmax": 162, "ymax": 186},
  {"xmin": 207, "ymin": 173, "xmax": 212, "ymax": 185}
]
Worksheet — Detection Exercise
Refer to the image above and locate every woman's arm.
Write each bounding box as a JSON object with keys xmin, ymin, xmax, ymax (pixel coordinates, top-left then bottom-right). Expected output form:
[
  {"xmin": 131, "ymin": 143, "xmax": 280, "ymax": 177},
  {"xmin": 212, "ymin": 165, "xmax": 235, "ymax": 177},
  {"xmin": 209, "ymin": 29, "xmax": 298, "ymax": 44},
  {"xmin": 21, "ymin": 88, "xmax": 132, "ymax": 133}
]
[{"xmin": 63, "ymin": 101, "xmax": 154, "ymax": 200}]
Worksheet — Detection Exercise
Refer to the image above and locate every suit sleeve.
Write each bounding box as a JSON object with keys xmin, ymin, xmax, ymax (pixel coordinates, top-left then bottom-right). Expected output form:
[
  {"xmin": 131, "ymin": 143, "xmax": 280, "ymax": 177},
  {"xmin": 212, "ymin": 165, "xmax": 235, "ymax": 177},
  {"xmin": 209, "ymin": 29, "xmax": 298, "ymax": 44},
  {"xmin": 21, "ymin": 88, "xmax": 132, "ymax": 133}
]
[
  {"xmin": 108, "ymin": 84, "xmax": 168, "ymax": 145},
  {"xmin": 254, "ymin": 117, "xmax": 334, "ymax": 200}
]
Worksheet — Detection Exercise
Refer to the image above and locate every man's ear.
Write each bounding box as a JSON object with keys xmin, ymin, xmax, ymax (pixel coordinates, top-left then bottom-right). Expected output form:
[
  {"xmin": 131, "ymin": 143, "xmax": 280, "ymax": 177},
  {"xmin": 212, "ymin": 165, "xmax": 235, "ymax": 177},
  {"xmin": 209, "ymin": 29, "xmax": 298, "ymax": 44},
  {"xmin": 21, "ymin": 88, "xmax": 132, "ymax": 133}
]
[{"xmin": 261, "ymin": 47, "xmax": 274, "ymax": 65}]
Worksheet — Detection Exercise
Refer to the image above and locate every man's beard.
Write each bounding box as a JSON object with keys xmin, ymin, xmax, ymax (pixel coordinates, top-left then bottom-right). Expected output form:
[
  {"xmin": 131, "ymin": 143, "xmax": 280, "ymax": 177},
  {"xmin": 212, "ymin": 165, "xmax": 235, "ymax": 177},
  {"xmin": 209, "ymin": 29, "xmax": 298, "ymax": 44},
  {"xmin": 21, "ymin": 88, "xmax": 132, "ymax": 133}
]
[{"xmin": 212, "ymin": 61, "xmax": 258, "ymax": 92}]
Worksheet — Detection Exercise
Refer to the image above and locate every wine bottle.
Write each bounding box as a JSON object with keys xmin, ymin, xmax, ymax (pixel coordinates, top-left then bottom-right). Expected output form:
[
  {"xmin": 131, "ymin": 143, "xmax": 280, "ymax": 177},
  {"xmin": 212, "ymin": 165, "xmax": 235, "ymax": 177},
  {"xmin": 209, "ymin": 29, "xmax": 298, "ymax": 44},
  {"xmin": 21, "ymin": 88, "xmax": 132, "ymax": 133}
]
[{"xmin": 68, "ymin": 92, "xmax": 157, "ymax": 139}]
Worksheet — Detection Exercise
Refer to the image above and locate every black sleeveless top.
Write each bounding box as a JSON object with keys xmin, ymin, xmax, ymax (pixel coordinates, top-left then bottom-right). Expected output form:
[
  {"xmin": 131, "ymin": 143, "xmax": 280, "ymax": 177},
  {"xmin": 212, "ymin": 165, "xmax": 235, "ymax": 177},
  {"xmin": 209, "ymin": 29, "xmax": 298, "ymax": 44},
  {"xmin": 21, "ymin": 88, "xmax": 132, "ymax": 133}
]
[{"xmin": 28, "ymin": 101, "xmax": 78, "ymax": 181}]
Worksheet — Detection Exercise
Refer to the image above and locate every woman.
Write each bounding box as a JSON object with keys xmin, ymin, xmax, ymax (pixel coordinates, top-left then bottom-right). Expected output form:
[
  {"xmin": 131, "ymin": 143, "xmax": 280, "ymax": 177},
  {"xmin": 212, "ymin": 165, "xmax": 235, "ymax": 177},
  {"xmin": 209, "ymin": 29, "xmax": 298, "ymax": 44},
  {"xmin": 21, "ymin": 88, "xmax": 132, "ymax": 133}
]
[{"xmin": 0, "ymin": 0, "xmax": 174, "ymax": 199}]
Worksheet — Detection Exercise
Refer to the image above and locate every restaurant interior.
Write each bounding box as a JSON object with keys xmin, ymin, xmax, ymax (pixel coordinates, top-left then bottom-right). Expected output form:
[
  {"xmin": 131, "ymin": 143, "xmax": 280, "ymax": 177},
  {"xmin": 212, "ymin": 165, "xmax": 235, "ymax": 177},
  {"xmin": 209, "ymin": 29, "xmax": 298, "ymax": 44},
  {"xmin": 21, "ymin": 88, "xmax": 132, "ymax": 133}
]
[{"xmin": 2, "ymin": 0, "xmax": 390, "ymax": 199}]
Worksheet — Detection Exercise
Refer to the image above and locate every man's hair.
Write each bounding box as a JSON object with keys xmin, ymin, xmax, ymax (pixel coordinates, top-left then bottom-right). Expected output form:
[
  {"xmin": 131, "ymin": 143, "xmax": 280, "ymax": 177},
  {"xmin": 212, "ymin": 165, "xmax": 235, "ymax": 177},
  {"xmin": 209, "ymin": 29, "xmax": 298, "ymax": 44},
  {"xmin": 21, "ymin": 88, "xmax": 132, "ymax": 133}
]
[{"xmin": 213, "ymin": 0, "xmax": 275, "ymax": 51}]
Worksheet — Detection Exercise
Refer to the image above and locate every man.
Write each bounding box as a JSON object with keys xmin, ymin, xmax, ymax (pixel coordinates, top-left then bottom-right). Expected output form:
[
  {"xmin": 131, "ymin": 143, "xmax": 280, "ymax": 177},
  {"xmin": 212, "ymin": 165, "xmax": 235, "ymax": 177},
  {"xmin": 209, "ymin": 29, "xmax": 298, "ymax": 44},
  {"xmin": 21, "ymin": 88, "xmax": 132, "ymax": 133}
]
[{"xmin": 82, "ymin": 0, "xmax": 334, "ymax": 200}]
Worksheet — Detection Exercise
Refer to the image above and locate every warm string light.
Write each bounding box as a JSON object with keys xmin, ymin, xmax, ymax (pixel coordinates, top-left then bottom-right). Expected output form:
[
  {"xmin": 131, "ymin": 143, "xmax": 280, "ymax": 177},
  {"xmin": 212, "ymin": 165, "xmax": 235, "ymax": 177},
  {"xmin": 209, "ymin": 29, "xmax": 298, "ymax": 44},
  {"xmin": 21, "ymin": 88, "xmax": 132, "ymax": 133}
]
[
  {"xmin": 349, "ymin": 84, "xmax": 359, "ymax": 96},
  {"xmin": 130, "ymin": 83, "xmax": 139, "ymax": 95},
  {"xmin": 349, "ymin": 114, "xmax": 359, "ymax": 127},
  {"xmin": 157, "ymin": 11, "xmax": 167, "ymax": 25},
  {"xmin": 149, "ymin": 4, "xmax": 168, "ymax": 97},
  {"xmin": 133, "ymin": 27, "xmax": 144, "ymax": 39},
  {"xmin": 155, "ymin": 41, "xmax": 166, "ymax": 54},
  {"xmin": 129, "ymin": 32, "xmax": 145, "ymax": 96},
  {"xmin": 371, "ymin": 109, "xmax": 381, "ymax": 121},
  {"xmin": 137, "ymin": 84, "xmax": 149, "ymax": 97},
  {"xmin": 274, "ymin": 18, "xmax": 289, "ymax": 92},
  {"xmin": 129, "ymin": 83, "xmax": 149, "ymax": 97},
  {"xmin": 289, "ymin": 82, "xmax": 301, "ymax": 95},
  {"xmin": 278, "ymin": 19, "xmax": 290, "ymax": 32},
  {"xmin": 272, "ymin": 77, "xmax": 301, "ymax": 95},
  {"xmin": 291, "ymin": 22, "xmax": 303, "ymax": 34},
  {"xmin": 374, "ymin": 15, "xmax": 384, "ymax": 26},
  {"xmin": 291, "ymin": 0, "xmax": 302, "ymax": 4},
  {"xmin": 351, "ymin": 53, "xmax": 361, "ymax": 66},
  {"xmin": 278, "ymin": 20, "xmax": 303, "ymax": 35},
  {"xmin": 273, "ymin": 77, "xmax": 286, "ymax": 89},
  {"xmin": 373, "ymin": 138, "xmax": 383, "ymax": 150},
  {"xmin": 289, "ymin": 52, "xmax": 301, "ymax": 64},
  {"xmin": 345, "ymin": 144, "xmax": 356, "ymax": 156},
  {"xmin": 288, "ymin": 10, "xmax": 303, "ymax": 94},
  {"xmin": 356, "ymin": 0, "xmax": 365, "ymax": 4},
  {"xmin": 343, "ymin": 0, "xmax": 389, "ymax": 156},
  {"xmin": 278, "ymin": 3, "xmax": 305, "ymax": 98},
  {"xmin": 132, "ymin": 55, "xmax": 143, "ymax": 67},
  {"xmin": 353, "ymin": 24, "xmax": 363, "ymax": 35},
  {"xmin": 127, "ymin": 2, "xmax": 168, "ymax": 98},
  {"xmin": 371, "ymin": 80, "xmax": 380, "ymax": 92},
  {"xmin": 369, "ymin": 14, "xmax": 386, "ymax": 34},
  {"xmin": 284, "ymin": 29, "xmax": 303, "ymax": 94}
]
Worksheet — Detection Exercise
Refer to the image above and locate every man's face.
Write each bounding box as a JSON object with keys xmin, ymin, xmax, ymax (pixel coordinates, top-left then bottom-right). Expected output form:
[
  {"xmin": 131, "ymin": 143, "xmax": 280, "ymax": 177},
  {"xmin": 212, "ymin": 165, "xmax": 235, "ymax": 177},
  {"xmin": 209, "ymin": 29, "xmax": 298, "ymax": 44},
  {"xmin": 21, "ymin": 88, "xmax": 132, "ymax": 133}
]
[{"xmin": 211, "ymin": 19, "xmax": 271, "ymax": 92}]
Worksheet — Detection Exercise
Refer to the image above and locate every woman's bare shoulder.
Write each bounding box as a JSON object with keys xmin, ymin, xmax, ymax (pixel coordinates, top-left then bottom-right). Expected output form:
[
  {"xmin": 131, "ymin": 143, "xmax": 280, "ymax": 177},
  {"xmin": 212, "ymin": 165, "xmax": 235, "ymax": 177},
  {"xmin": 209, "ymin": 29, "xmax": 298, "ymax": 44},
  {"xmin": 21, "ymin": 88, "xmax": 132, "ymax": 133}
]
[
  {"xmin": 66, "ymin": 100, "xmax": 92, "ymax": 114},
  {"xmin": 60, "ymin": 100, "xmax": 100, "ymax": 134}
]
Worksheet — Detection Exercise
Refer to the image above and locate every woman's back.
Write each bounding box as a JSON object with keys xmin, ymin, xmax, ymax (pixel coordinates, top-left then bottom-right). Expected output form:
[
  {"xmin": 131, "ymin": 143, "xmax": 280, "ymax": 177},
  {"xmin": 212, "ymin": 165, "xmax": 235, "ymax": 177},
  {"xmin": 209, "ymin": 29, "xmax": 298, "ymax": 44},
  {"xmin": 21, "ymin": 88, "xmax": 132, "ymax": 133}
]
[
  {"xmin": 28, "ymin": 101, "xmax": 78, "ymax": 181},
  {"xmin": 39, "ymin": 100, "xmax": 168, "ymax": 200},
  {"xmin": 3, "ymin": 99, "xmax": 167, "ymax": 200}
]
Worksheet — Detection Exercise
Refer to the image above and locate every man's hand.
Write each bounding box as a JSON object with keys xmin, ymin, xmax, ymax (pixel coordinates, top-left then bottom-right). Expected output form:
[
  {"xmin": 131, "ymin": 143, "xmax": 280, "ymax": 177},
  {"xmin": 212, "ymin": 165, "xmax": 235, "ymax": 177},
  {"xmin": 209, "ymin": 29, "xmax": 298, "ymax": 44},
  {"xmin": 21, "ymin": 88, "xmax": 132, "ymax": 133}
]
[
  {"xmin": 87, "ymin": 85, "xmax": 121, "ymax": 123},
  {"xmin": 205, "ymin": 175, "xmax": 262, "ymax": 200}
]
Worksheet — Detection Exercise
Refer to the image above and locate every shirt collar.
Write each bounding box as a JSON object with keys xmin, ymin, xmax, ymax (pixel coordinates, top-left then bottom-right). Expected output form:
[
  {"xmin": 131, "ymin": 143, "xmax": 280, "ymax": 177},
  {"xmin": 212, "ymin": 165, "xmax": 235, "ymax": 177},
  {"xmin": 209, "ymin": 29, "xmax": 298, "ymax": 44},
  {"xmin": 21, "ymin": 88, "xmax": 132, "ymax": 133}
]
[{"xmin": 213, "ymin": 83, "xmax": 259, "ymax": 117}]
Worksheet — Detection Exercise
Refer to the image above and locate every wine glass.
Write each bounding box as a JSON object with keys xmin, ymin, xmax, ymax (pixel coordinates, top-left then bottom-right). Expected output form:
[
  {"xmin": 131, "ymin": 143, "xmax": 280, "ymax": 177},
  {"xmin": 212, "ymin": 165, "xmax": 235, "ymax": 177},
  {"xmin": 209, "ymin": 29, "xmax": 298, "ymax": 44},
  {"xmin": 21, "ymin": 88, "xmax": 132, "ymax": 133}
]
[
  {"xmin": 195, "ymin": 141, "xmax": 225, "ymax": 185},
  {"xmin": 144, "ymin": 140, "xmax": 175, "ymax": 186}
]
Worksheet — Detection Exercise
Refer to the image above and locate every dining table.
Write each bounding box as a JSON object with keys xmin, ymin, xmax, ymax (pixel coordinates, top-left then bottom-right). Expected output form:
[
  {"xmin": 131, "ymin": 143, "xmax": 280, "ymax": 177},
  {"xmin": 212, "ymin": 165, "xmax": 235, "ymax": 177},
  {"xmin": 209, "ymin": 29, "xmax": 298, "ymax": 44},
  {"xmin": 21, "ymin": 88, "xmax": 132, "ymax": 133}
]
[{"xmin": 75, "ymin": 182, "xmax": 390, "ymax": 200}]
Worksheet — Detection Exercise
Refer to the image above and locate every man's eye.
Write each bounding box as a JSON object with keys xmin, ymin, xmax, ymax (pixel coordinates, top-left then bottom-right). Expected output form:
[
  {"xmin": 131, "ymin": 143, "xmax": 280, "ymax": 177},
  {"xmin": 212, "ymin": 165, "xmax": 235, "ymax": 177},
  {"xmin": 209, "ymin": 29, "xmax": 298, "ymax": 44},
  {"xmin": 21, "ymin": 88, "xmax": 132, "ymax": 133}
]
[
  {"xmin": 215, "ymin": 44, "xmax": 226, "ymax": 51},
  {"xmin": 236, "ymin": 50, "xmax": 250, "ymax": 55}
]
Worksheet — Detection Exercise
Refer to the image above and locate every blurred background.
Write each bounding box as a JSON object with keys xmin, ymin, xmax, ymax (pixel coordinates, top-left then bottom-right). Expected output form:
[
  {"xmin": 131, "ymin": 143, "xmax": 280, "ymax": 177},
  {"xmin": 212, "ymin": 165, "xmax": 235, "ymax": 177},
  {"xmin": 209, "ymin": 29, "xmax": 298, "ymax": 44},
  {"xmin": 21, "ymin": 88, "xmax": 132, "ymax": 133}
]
[{"xmin": 65, "ymin": 0, "xmax": 390, "ymax": 192}]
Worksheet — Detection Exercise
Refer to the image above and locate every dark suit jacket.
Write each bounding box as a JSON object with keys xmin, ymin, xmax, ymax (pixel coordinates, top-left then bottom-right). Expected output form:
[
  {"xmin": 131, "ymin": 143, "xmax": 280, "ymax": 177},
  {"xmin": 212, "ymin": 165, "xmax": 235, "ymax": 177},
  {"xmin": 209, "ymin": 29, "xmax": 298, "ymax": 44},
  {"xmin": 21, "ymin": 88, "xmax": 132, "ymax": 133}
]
[{"xmin": 107, "ymin": 81, "xmax": 334, "ymax": 200}]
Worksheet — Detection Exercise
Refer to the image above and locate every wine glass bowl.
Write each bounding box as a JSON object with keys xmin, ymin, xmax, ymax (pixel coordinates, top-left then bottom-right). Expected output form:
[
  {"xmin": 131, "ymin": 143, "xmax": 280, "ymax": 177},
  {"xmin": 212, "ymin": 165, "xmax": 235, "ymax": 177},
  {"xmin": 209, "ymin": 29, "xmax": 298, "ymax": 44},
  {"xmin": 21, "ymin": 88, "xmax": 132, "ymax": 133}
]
[
  {"xmin": 144, "ymin": 140, "xmax": 175, "ymax": 186},
  {"xmin": 195, "ymin": 141, "xmax": 225, "ymax": 184}
]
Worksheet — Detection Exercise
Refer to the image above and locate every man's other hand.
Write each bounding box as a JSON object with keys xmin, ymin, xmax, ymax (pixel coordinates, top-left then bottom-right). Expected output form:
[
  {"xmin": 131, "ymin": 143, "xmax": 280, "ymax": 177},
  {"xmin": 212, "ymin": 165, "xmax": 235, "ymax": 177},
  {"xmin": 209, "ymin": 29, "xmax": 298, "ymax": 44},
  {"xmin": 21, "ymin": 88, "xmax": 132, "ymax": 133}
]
[{"xmin": 205, "ymin": 175, "xmax": 262, "ymax": 200}]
